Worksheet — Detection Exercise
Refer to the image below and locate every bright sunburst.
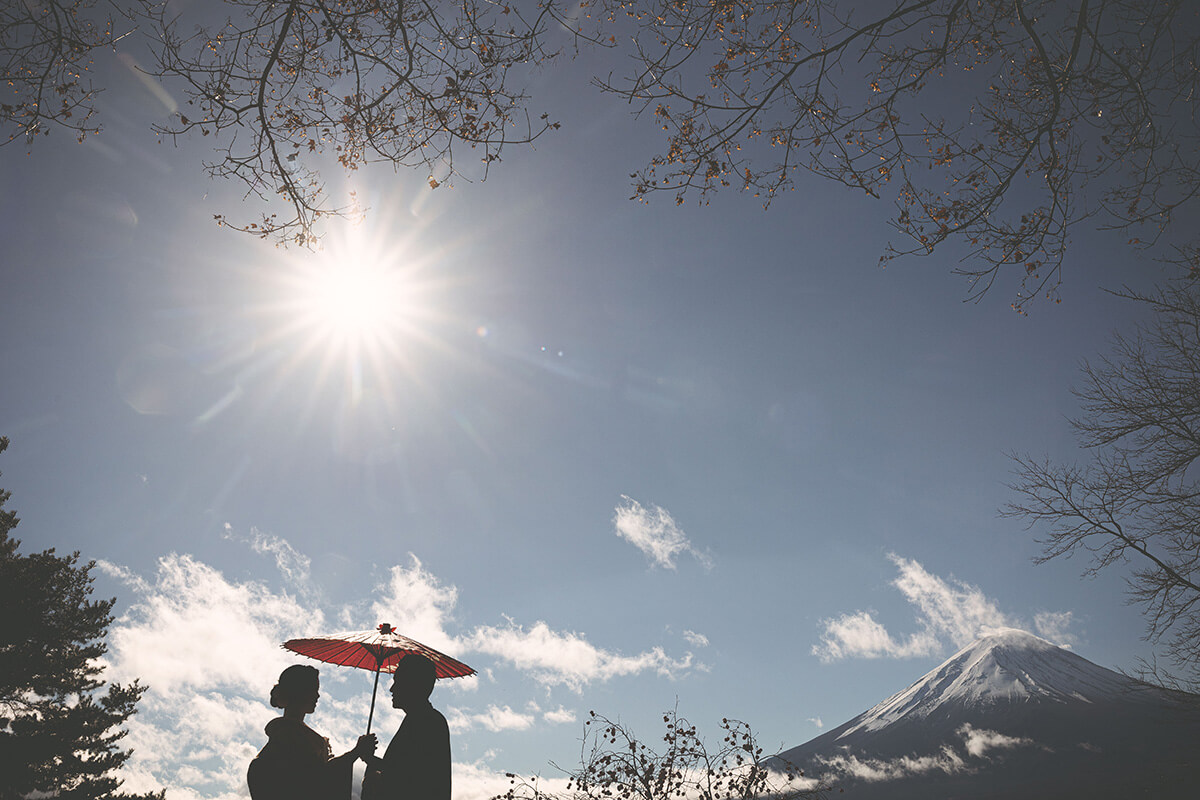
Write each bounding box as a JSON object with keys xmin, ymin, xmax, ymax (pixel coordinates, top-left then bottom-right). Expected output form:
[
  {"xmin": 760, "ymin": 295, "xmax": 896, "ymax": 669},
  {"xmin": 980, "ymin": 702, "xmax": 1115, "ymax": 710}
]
[
  {"xmin": 296, "ymin": 260, "xmax": 408, "ymax": 350},
  {"xmin": 262, "ymin": 225, "xmax": 448, "ymax": 404}
]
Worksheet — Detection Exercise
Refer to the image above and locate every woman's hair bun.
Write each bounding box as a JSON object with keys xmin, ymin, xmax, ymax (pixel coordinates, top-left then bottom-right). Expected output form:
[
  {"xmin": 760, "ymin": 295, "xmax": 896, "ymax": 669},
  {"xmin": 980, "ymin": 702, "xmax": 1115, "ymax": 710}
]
[{"xmin": 270, "ymin": 664, "xmax": 319, "ymax": 708}]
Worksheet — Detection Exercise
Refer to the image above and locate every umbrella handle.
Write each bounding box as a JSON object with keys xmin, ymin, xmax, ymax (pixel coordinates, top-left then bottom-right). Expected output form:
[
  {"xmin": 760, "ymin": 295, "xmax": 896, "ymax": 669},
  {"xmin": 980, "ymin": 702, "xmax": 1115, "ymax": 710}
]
[{"xmin": 367, "ymin": 665, "xmax": 382, "ymax": 734}]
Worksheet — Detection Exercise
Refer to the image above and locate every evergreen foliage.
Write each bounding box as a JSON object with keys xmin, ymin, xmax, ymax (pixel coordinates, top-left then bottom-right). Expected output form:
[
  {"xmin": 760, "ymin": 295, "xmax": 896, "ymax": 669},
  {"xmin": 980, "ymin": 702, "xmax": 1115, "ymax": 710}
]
[{"xmin": 0, "ymin": 437, "xmax": 162, "ymax": 800}]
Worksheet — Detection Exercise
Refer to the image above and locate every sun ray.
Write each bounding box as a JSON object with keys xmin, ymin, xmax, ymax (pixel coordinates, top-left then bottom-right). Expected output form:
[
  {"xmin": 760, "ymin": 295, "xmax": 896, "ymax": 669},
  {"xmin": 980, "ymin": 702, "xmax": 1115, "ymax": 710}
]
[{"xmin": 231, "ymin": 219, "xmax": 473, "ymax": 428}]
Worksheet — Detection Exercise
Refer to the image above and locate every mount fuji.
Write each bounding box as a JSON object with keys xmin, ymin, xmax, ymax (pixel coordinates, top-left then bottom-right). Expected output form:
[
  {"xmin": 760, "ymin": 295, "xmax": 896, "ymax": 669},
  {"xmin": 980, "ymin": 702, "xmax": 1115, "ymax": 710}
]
[{"xmin": 774, "ymin": 629, "xmax": 1199, "ymax": 799}]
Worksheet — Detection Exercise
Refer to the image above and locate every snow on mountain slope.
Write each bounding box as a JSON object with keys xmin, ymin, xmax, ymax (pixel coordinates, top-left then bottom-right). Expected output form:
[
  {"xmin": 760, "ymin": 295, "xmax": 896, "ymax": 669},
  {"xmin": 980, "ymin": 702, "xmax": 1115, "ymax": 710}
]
[
  {"xmin": 773, "ymin": 628, "xmax": 1200, "ymax": 800},
  {"xmin": 837, "ymin": 627, "xmax": 1159, "ymax": 738}
]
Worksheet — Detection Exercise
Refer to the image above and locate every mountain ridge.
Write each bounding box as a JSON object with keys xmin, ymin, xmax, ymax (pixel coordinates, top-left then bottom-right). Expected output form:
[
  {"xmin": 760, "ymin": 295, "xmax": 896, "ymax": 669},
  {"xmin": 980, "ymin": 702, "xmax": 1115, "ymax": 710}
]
[
  {"xmin": 835, "ymin": 628, "xmax": 1174, "ymax": 738},
  {"xmin": 775, "ymin": 628, "xmax": 1199, "ymax": 799}
]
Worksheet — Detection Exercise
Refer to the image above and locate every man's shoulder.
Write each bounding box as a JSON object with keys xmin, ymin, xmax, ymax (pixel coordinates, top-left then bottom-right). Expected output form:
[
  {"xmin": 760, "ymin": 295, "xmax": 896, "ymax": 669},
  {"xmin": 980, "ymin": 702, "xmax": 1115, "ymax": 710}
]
[
  {"xmin": 413, "ymin": 703, "xmax": 449, "ymax": 731},
  {"xmin": 394, "ymin": 703, "xmax": 448, "ymax": 737}
]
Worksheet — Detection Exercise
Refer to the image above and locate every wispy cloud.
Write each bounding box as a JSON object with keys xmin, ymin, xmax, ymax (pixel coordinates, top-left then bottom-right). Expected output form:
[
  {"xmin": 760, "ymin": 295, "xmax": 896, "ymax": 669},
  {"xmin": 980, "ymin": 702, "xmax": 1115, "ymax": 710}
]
[
  {"xmin": 541, "ymin": 706, "xmax": 577, "ymax": 725},
  {"xmin": 453, "ymin": 762, "xmax": 573, "ymax": 800},
  {"xmin": 814, "ymin": 610, "xmax": 940, "ymax": 662},
  {"xmin": 222, "ymin": 523, "xmax": 312, "ymax": 588},
  {"xmin": 810, "ymin": 724, "xmax": 1039, "ymax": 784},
  {"xmin": 683, "ymin": 630, "xmax": 709, "ymax": 648},
  {"xmin": 462, "ymin": 618, "xmax": 696, "ymax": 692},
  {"xmin": 959, "ymin": 724, "xmax": 1035, "ymax": 758},
  {"xmin": 446, "ymin": 701, "xmax": 576, "ymax": 734},
  {"xmin": 613, "ymin": 495, "xmax": 712, "ymax": 570},
  {"xmin": 369, "ymin": 556, "xmax": 462, "ymax": 653},
  {"xmin": 98, "ymin": 553, "xmax": 316, "ymax": 694},
  {"xmin": 1032, "ymin": 611, "xmax": 1077, "ymax": 647},
  {"xmin": 97, "ymin": 538, "xmax": 693, "ymax": 800},
  {"xmin": 889, "ymin": 555, "xmax": 1009, "ymax": 644},
  {"xmin": 95, "ymin": 559, "xmax": 150, "ymax": 594},
  {"xmin": 813, "ymin": 554, "xmax": 1075, "ymax": 662},
  {"xmin": 447, "ymin": 704, "xmax": 536, "ymax": 734},
  {"xmin": 816, "ymin": 746, "xmax": 967, "ymax": 783}
]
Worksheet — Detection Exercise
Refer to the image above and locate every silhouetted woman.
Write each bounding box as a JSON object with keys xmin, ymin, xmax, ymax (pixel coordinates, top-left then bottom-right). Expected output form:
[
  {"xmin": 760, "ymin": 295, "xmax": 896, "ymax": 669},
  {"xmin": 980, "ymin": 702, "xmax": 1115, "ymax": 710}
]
[{"xmin": 248, "ymin": 665, "xmax": 376, "ymax": 800}]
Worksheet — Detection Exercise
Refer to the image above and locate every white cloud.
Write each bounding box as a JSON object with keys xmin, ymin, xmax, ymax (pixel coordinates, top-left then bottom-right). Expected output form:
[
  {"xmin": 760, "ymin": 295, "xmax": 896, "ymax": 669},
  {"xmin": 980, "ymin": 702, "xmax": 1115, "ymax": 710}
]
[
  {"xmin": 447, "ymin": 705, "xmax": 536, "ymax": 733},
  {"xmin": 222, "ymin": 523, "xmax": 312, "ymax": 588},
  {"xmin": 817, "ymin": 745, "xmax": 968, "ymax": 783},
  {"xmin": 683, "ymin": 630, "xmax": 709, "ymax": 648},
  {"xmin": 1032, "ymin": 611, "xmax": 1078, "ymax": 648},
  {"xmin": 463, "ymin": 618, "xmax": 696, "ymax": 692},
  {"xmin": 453, "ymin": 763, "xmax": 573, "ymax": 800},
  {"xmin": 958, "ymin": 724, "xmax": 1035, "ymax": 758},
  {"xmin": 813, "ymin": 610, "xmax": 939, "ymax": 662},
  {"xmin": 613, "ymin": 496, "xmax": 712, "ymax": 570},
  {"xmin": 542, "ymin": 706, "xmax": 576, "ymax": 725},
  {"xmin": 99, "ymin": 553, "xmax": 316, "ymax": 694},
  {"xmin": 890, "ymin": 555, "xmax": 1010, "ymax": 645},
  {"xmin": 369, "ymin": 556, "xmax": 462, "ymax": 654},
  {"xmin": 96, "ymin": 559, "xmax": 151, "ymax": 594},
  {"xmin": 810, "ymin": 723, "xmax": 1038, "ymax": 786},
  {"xmin": 813, "ymin": 554, "xmax": 1075, "ymax": 662}
]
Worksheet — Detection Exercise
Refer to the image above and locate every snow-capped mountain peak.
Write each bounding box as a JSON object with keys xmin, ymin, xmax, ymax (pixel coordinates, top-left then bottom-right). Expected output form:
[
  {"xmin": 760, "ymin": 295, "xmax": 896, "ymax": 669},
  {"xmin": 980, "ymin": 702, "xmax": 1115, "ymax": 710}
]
[
  {"xmin": 837, "ymin": 627, "xmax": 1151, "ymax": 738},
  {"xmin": 774, "ymin": 628, "xmax": 1200, "ymax": 799}
]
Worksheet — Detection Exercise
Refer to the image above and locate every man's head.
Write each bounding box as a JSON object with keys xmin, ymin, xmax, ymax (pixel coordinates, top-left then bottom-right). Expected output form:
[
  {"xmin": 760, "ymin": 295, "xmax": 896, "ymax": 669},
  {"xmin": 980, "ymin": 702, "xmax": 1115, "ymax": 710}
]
[{"xmin": 390, "ymin": 654, "xmax": 436, "ymax": 710}]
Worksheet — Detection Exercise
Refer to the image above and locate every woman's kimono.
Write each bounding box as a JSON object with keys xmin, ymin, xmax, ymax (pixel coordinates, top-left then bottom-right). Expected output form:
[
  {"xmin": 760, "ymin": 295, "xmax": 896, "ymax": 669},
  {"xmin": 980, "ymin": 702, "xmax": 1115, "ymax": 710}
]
[{"xmin": 247, "ymin": 718, "xmax": 355, "ymax": 800}]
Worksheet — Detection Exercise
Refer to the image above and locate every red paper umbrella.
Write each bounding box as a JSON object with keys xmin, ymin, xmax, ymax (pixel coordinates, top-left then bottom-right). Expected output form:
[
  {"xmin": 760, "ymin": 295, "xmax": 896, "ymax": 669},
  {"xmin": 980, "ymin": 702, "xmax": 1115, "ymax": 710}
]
[{"xmin": 283, "ymin": 623, "xmax": 474, "ymax": 732}]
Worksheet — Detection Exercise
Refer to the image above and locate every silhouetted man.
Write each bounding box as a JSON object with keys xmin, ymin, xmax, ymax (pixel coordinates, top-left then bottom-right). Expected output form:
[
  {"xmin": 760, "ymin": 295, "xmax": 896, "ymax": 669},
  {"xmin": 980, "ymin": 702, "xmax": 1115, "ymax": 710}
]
[{"xmin": 362, "ymin": 655, "xmax": 450, "ymax": 800}]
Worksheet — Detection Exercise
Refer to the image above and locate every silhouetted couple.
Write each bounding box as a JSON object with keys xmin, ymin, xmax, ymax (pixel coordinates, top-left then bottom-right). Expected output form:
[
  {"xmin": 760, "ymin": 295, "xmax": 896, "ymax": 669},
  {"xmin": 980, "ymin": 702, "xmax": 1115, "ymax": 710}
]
[{"xmin": 249, "ymin": 656, "xmax": 450, "ymax": 800}]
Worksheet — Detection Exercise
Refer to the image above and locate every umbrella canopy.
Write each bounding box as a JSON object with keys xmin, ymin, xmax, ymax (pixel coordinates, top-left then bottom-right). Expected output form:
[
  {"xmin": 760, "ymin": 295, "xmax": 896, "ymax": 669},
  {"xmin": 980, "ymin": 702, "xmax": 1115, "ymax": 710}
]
[
  {"xmin": 283, "ymin": 623, "xmax": 474, "ymax": 732},
  {"xmin": 284, "ymin": 623, "xmax": 475, "ymax": 677}
]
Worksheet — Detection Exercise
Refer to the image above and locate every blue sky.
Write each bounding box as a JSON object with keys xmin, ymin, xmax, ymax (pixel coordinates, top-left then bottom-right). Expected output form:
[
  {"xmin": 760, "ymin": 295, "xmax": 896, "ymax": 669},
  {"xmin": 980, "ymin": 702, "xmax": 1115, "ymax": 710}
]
[{"xmin": 0, "ymin": 25, "xmax": 1171, "ymax": 800}]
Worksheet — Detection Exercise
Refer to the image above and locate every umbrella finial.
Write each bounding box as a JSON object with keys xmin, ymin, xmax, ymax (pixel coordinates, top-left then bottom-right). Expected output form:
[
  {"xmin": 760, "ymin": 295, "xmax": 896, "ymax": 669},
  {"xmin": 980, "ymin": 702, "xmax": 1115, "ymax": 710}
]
[{"xmin": 378, "ymin": 623, "xmax": 394, "ymax": 635}]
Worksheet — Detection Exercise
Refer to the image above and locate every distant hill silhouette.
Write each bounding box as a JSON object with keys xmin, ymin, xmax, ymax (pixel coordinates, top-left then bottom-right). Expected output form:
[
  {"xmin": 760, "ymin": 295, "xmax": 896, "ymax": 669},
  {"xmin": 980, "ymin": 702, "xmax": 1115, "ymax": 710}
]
[{"xmin": 773, "ymin": 629, "xmax": 1199, "ymax": 799}]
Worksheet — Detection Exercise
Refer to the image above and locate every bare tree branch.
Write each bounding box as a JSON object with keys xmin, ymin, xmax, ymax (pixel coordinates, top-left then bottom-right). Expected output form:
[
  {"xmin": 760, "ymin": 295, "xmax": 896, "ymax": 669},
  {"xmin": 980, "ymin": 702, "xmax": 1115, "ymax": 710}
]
[
  {"xmin": 138, "ymin": 0, "xmax": 563, "ymax": 245},
  {"xmin": 589, "ymin": 0, "xmax": 1200, "ymax": 310},
  {"xmin": 1005, "ymin": 283, "xmax": 1200, "ymax": 690},
  {"xmin": 6, "ymin": 0, "xmax": 1199, "ymax": 295},
  {"xmin": 1, "ymin": 0, "xmax": 125, "ymax": 147},
  {"xmin": 497, "ymin": 709, "xmax": 830, "ymax": 800}
]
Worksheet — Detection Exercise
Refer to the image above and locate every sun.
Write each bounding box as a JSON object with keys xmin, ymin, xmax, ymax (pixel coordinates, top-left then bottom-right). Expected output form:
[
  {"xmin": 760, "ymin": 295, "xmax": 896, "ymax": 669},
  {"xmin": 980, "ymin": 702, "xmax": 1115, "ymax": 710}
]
[
  {"xmin": 266, "ymin": 228, "xmax": 443, "ymax": 400},
  {"xmin": 297, "ymin": 260, "xmax": 408, "ymax": 350},
  {"xmin": 188, "ymin": 225, "xmax": 458, "ymax": 434},
  {"xmin": 277, "ymin": 223, "xmax": 439, "ymax": 364}
]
